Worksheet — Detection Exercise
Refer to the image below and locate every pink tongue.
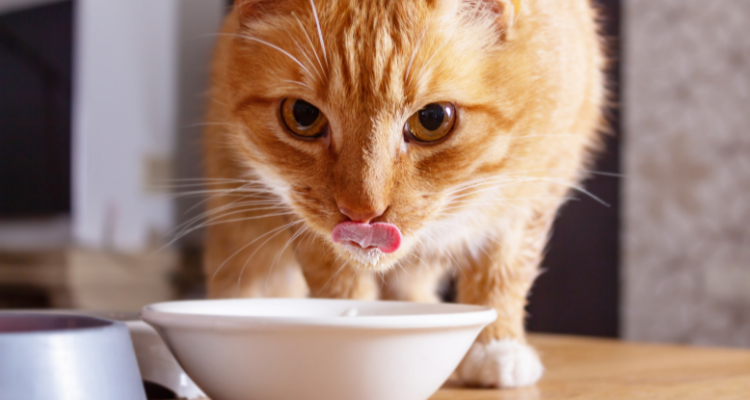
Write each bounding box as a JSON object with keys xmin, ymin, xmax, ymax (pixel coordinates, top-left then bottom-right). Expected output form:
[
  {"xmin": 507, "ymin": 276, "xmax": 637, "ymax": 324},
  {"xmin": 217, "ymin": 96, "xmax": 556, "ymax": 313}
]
[{"xmin": 331, "ymin": 222, "xmax": 402, "ymax": 253}]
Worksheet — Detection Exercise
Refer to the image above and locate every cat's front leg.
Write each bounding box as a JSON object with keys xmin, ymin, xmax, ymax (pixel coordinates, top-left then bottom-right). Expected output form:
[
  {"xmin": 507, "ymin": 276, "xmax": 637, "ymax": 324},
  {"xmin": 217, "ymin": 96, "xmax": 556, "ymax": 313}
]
[
  {"xmin": 453, "ymin": 217, "xmax": 548, "ymax": 388},
  {"xmin": 454, "ymin": 254, "xmax": 543, "ymax": 388},
  {"xmin": 381, "ymin": 257, "xmax": 451, "ymax": 303}
]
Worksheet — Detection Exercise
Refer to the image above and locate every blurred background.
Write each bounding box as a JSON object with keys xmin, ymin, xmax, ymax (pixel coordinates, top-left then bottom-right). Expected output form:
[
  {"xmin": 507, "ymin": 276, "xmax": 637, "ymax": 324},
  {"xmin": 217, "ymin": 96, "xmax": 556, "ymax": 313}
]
[{"xmin": 0, "ymin": 0, "xmax": 747, "ymax": 348}]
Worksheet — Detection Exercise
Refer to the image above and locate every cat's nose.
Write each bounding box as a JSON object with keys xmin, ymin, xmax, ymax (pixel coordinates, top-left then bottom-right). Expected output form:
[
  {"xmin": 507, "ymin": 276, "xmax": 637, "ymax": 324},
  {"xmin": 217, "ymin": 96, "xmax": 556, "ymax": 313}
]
[{"xmin": 338, "ymin": 204, "xmax": 386, "ymax": 223}]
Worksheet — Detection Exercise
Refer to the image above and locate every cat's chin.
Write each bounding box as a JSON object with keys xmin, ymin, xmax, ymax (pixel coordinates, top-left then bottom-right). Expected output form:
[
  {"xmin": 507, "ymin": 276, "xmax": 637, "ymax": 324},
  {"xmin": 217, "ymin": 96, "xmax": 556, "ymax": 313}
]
[{"xmin": 338, "ymin": 243, "xmax": 392, "ymax": 270}]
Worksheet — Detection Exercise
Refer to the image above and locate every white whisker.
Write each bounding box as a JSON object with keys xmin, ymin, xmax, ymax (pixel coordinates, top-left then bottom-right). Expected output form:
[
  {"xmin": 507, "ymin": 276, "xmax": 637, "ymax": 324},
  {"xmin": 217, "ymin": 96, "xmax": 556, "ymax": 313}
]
[
  {"xmin": 237, "ymin": 219, "xmax": 304, "ymax": 295},
  {"xmin": 282, "ymin": 79, "xmax": 313, "ymax": 90},
  {"xmin": 292, "ymin": 12, "xmax": 325, "ymax": 78},
  {"xmin": 211, "ymin": 219, "xmax": 302, "ymax": 283},
  {"xmin": 266, "ymin": 225, "xmax": 308, "ymax": 288},
  {"xmin": 221, "ymin": 33, "xmax": 313, "ymax": 79},
  {"xmin": 309, "ymin": 0, "xmax": 327, "ymax": 65},
  {"xmin": 405, "ymin": 28, "xmax": 427, "ymax": 88}
]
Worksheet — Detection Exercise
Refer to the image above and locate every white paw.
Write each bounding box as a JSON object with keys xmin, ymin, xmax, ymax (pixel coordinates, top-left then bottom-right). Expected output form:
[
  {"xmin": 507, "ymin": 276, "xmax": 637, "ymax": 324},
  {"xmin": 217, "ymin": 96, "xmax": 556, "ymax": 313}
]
[{"xmin": 456, "ymin": 339, "xmax": 544, "ymax": 388}]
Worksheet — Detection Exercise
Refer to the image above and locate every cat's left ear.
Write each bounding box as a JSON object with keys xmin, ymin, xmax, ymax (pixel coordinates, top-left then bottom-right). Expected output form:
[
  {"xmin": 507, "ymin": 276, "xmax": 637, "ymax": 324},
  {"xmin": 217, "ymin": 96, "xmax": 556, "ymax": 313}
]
[{"xmin": 235, "ymin": 0, "xmax": 283, "ymax": 21}]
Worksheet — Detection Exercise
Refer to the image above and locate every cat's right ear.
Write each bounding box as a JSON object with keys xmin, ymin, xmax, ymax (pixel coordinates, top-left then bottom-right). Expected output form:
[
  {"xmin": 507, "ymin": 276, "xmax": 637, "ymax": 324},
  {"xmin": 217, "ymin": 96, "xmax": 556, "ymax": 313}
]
[
  {"xmin": 235, "ymin": 0, "xmax": 282, "ymax": 21},
  {"xmin": 436, "ymin": 0, "xmax": 523, "ymax": 33}
]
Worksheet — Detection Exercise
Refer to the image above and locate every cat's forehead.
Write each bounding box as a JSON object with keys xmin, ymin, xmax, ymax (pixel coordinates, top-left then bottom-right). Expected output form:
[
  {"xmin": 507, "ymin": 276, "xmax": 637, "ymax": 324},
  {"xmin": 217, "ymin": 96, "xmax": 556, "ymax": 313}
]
[
  {"xmin": 319, "ymin": 0, "xmax": 432, "ymax": 110},
  {"xmin": 312, "ymin": 0, "xmax": 497, "ymax": 111},
  {"xmin": 236, "ymin": 0, "xmax": 500, "ymax": 116}
]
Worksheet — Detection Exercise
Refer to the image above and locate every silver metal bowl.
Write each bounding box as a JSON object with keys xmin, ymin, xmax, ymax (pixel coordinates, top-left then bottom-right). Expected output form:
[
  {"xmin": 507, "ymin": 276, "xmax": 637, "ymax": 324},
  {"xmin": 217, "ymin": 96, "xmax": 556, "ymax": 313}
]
[{"xmin": 0, "ymin": 312, "xmax": 146, "ymax": 400}]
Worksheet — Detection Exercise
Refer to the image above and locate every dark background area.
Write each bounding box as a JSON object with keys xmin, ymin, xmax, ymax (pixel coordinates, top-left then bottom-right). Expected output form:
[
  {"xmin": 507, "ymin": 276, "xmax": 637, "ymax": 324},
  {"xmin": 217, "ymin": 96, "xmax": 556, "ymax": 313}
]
[
  {"xmin": 0, "ymin": 1, "xmax": 72, "ymax": 217},
  {"xmin": 0, "ymin": 0, "xmax": 621, "ymax": 338},
  {"xmin": 528, "ymin": 0, "xmax": 621, "ymax": 337}
]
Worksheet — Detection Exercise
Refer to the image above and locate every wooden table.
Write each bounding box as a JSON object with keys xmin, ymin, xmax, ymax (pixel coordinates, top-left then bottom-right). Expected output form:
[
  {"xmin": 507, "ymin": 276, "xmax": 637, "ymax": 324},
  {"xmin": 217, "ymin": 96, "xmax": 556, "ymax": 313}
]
[{"xmin": 432, "ymin": 334, "xmax": 750, "ymax": 400}]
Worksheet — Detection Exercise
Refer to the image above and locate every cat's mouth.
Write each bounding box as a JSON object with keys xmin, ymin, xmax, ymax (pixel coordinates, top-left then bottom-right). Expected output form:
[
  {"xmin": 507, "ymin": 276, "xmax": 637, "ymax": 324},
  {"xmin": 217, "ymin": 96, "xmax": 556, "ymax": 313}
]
[
  {"xmin": 344, "ymin": 241, "xmax": 378, "ymax": 250},
  {"xmin": 331, "ymin": 221, "xmax": 402, "ymax": 254}
]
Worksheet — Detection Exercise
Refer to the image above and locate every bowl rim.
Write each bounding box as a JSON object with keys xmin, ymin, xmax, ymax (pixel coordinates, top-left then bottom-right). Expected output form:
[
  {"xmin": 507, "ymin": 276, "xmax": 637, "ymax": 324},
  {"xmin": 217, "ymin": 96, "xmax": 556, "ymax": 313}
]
[
  {"xmin": 0, "ymin": 312, "xmax": 121, "ymax": 336},
  {"xmin": 141, "ymin": 298, "xmax": 497, "ymax": 331}
]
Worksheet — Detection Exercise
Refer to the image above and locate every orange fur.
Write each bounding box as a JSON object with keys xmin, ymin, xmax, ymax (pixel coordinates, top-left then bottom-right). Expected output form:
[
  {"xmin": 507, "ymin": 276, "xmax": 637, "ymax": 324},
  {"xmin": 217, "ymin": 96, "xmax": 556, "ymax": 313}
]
[{"xmin": 203, "ymin": 0, "xmax": 604, "ymax": 387}]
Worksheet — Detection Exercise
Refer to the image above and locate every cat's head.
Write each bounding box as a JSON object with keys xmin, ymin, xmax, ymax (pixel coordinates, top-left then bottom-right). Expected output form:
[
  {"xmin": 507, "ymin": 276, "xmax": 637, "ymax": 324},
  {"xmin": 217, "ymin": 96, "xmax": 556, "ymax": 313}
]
[{"xmin": 219, "ymin": 0, "xmax": 542, "ymax": 270}]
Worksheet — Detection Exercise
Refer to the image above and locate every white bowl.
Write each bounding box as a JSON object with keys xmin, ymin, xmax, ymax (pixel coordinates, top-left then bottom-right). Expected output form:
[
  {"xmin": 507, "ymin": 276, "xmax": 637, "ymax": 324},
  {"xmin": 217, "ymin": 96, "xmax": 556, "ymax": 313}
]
[
  {"xmin": 142, "ymin": 298, "xmax": 496, "ymax": 400},
  {"xmin": 126, "ymin": 321, "xmax": 206, "ymax": 399}
]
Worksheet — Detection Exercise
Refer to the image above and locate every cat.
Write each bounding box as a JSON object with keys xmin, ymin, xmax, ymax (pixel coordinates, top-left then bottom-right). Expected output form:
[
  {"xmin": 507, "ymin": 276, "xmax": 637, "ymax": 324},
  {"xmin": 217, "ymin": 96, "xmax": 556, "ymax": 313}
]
[{"xmin": 202, "ymin": 0, "xmax": 604, "ymax": 388}]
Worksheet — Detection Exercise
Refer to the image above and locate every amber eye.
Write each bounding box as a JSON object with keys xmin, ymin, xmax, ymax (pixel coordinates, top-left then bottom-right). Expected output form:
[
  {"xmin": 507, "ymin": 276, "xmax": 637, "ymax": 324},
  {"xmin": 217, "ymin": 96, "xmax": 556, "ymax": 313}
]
[
  {"xmin": 404, "ymin": 102, "xmax": 456, "ymax": 143},
  {"xmin": 281, "ymin": 98, "xmax": 328, "ymax": 138}
]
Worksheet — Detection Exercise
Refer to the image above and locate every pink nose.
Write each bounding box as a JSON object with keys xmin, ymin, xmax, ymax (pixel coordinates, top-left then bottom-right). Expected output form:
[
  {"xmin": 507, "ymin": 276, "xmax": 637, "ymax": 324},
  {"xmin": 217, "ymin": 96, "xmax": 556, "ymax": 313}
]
[{"xmin": 338, "ymin": 206, "xmax": 385, "ymax": 223}]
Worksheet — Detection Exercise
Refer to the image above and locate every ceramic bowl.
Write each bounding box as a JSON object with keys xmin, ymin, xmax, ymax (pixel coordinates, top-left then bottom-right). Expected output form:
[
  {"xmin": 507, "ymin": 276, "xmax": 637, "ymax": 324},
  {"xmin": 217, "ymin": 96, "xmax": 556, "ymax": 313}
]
[
  {"xmin": 142, "ymin": 298, "xmax": 496, "ymax": 400},
  {"xmin": 4, "ymin": 309, "xmax": 205, "ymax": 399},
  {"xmin": 126, "ymin": 320, "xmax": 206, "ymax": 399},
  {"xmin": 0, "ymin": 312, "xmax": 146, "ymax": 400}
]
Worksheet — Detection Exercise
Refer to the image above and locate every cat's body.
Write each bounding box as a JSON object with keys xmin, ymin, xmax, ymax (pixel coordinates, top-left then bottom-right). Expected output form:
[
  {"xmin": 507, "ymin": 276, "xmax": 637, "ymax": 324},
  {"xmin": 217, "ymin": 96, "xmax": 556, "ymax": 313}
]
[{"xmin": 204, "ymin": 0, "xmax": 604, "ymax": 388}]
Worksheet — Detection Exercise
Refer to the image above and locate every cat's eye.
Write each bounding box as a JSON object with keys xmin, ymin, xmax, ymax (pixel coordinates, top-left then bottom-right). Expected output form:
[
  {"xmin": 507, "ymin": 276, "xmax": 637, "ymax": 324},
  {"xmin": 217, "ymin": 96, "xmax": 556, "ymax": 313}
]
[
  {"xmin": 281, "ymin": 98, "xmax": 328, "ymax": 138},
  {"xmin": 404, "ymin": 102, "xmax": 456, "ymax": 143}
]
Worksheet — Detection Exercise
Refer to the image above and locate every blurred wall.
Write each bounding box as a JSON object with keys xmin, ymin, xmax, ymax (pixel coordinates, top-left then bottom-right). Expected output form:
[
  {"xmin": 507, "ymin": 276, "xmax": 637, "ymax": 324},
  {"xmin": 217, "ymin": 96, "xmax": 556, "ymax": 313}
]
[
  {"xmin": 72, "ymin": 0, "xmax": 224, "ymax": 252},
  {"xmin": 624, "ymin": 0, "xmax": 750, "ymax": 347},
  {"xmin": 73, "ymin": 0, "xmax": 180, "ymax": 251}
]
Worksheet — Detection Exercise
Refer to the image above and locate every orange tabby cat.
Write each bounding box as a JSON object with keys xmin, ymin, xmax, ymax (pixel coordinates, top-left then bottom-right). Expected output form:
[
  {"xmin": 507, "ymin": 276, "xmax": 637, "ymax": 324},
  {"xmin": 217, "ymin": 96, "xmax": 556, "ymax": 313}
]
[{"xmin": 203, "ymin": 0, "xmax": 604, "ymax": 388}]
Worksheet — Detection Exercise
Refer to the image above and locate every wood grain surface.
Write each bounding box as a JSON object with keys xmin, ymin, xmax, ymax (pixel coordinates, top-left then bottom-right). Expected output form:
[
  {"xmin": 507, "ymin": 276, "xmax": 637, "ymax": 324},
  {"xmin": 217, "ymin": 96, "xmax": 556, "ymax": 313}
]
[{"xmin": 431, "ymin": 334, "xmax": 750, "ymax": 400}]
